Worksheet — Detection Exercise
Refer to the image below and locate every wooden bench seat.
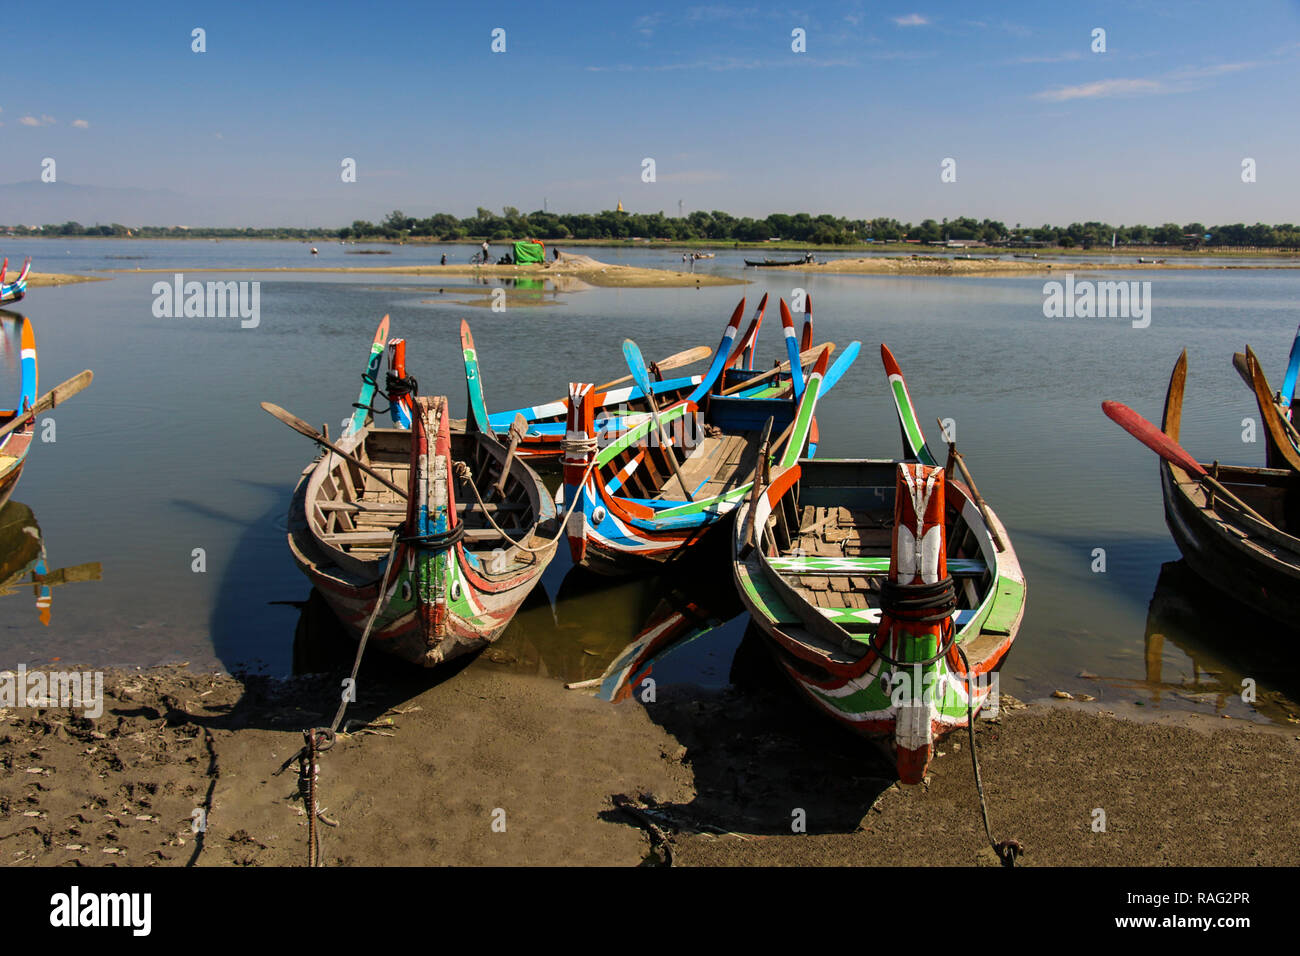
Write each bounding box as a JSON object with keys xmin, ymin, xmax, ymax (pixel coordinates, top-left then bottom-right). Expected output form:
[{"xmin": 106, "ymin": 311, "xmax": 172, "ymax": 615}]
[{"xmin": 767, "ymin": 556, "xmax": 988, "ymax": 576}]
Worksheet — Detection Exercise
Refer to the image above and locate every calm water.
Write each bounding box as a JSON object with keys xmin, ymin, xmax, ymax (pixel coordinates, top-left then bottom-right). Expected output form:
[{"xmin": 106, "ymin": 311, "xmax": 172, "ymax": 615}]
[{"xmin": 3, "ymin": 238, "xmax": 1299, "ymax": 725}]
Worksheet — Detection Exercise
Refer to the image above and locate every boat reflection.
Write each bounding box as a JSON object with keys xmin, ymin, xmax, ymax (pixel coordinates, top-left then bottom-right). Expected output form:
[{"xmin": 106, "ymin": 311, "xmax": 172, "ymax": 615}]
[
  {"xmin": 0, "ymin": 500, "xmax": 103, "ymax": 625},
  {"xmin": 1141, "ymin": 560, "xmax": 1299, "ymax": 724}
]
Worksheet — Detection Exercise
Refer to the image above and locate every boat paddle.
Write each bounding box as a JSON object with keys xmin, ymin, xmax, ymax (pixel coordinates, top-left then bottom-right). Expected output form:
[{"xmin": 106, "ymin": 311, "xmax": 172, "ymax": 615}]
[
  {"xmin": 719, "ymin": 343, "xmax": 833, "ymax": 396},
  {"xmin": 594, "ymin": 345, "xmax": 711, "ymax": 392},
  {"xmin": 260, "ymin": 401, "xmax": 408, "ymax": 499},
  {"xmin": 0, "ymin": 370, "xmax": 94, "ymax": 442},
  {"xmin": 621, "ymin": 339, "xmax": 695, "ymax": 501},
  {"xmin": 1100, "ymin": 400, "xmax": 1270, "ymax": 525}
]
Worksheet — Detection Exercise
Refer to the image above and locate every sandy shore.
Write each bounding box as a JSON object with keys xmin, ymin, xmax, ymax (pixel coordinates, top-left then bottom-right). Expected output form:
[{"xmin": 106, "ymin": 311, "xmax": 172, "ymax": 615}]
[
  {"xmin": 23, "ymin": 272, "xmax": 109, "ymax": 289},
  {"xmin": 2, "ymin": 654, "xmax": 1296, "ymax": 867},
  {"xmin": 104, "ymin": 253, "xmax": 742, "ymax": 290},
  {"xmin": 787, "ymin": 256, "xmax": 1300, "ymax": 277}
]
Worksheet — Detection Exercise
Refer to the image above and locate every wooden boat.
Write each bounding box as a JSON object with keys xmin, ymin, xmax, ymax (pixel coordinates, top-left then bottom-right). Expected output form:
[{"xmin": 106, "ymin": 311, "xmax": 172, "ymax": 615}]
[
  {"xmin": 283, "ymin": 323, "xmax": 560, "ymax": 666},
  {"xmin": 731, "ymin": 344, "xmax": 1025, "ymax": 784},
  {"xmin": 744, "ymin": 254, "xmax": 814, "ymax": 267},
  {"xmin": 463, "ymin": 296, "xmax": 779, "ymax": 460},
  {"xmin": 0, "ymin": 258, "xmax": 31, "ymax": 305},
  {"xmin": 0, "ymin": 313, "xmax": 37, "ymax": 509},
  {"xmin": 560, "ymin": 332, "xmax": 856, "ymax": 575},
  {"xmin": 1153, "ymin": 350, "xmax": 1300, "ymax": 627},
  {"xmin": 1233, "ymin": 344, "xmax": 1300, "ymax": 472}
]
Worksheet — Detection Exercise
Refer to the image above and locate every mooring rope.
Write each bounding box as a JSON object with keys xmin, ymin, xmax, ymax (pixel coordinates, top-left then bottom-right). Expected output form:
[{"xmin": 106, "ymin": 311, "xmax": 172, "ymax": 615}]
[
  {"xmin": 956, "ymin": 644, "xmax": 1022, "ymax": 867},
  {"xmin": 279, "ymin": 532, "xmax": 401, "ymax": 866},
  {"xmin": 452, "ymin": 452, "xmax": 600, "ymax": 555}
]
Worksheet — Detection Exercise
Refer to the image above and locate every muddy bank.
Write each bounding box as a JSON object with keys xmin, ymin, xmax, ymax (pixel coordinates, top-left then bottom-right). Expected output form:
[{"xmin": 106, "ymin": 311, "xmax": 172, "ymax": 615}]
[
  {"xmin": 104, "ymin": 253, "xmax": 742, "ymax": 290},
  {"xmin": 2, "ymin": 656, "xmax": 1297, "ymax": 867}
]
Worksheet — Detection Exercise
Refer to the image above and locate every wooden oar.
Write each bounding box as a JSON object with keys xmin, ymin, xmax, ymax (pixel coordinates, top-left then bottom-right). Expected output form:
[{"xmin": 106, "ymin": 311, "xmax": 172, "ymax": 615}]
[
  {"xmin": 261, "ymin": 401, "xmax": 408, "ymax": 498},
  {"xmin": 936, "ymin": 418, "xmax": 1004, "ymax": 550},
  {"xmin": 0, "ymin": 370, "xmax": 93, "ymax": 442},
  {"xmin": 594, "ymin": 345, "xmax": 711, "ymax": 392},
  {"xmin": 494, "ymin": 413, "xmax": 528, "ymax": 498},
  {"xmin": 1101, "ymin": 399, "xmax": 1269, "ymax": 524},
  {"xmin": 719, "ymin": 343, "xmax": 833, "ymax": 396},
  {"xmin": 621, "ymin": 339, "xmax": 695, "ymax": 501}
]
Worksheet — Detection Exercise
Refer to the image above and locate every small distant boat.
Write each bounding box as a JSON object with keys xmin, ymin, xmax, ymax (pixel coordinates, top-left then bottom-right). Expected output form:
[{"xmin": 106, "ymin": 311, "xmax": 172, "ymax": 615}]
[
  {"xmin": 1136, "ymin": 257, "xmax": 1165, "ymax": 264},
  {"xmin": 732, "ymin": 344, "xmax": 1025, "ymax": 783},
  {"xmin": 0, "ymin": 314, "xmax": 37, "ymax": 509},
  {"xmin": 744, "ymin": 254, "xmax": 815, "ymax": 267},
  {"xmin": 691, "ymin": 252, "xmax": 715, "ymax": 260},
  {"xmin": 1106, "ymin": 351, "xmax": 1300, "ymax": 628},
  {"xmin": 278, "ymin": 319, "xmax": 560, "ymax": 667},
  {"xmin": 0, "ymin": 258, "xmax": 31, "ymax": 305},
  {"xmin": 311, "ymin": 247, "xmax": 319, "ymax": 256}
]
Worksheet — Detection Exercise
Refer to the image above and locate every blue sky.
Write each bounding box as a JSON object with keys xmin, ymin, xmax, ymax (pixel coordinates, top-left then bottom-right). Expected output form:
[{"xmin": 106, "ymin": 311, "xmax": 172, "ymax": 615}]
[{"xmin": 2, "ymin": 0, "xmax": 1298, "ymax": 226}]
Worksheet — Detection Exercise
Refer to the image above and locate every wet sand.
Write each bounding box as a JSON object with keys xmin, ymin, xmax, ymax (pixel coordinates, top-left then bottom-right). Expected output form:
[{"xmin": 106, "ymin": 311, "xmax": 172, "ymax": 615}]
[
  {"xmin": 104, "ymin": 253, "xmax": 743, "ymax": 289},
  {"xmin": 3, "ymin": 657, "xmax": 1296, "ymax": 867},
  {"xmin": 23, "ymin": 272, "xmax": 108, "ymax": 289},
  {"xmin": 790, "ymin": 256, "xmax": 1300, "ymax": 277}
]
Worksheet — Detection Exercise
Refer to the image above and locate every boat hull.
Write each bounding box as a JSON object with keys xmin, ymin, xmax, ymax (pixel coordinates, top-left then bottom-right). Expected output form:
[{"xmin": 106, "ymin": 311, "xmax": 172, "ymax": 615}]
[{"xmin": 1160, "ymin": 463, "xmax": 1300, "ymax": 625}]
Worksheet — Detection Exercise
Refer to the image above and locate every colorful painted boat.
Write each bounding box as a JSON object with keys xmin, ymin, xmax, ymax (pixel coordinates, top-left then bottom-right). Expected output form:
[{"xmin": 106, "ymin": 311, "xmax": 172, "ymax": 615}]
[
  {"xmin": 0, "ymin": 313, "xmax": 37, "ymax": 509},
  {"xmin": 0, "ymin": 258, "xmax": 31, "ymax": 306},
  {"xmin": 1155, "ymin": 350, "xmax": 1300, "ymax": 626},
  {"xmin": 285, "ymin": 325, "xmax": 560, "ymax": 666},
  {"xmin": 731, "ymin": 344, "xmax": 1025, "ymax": 784},
  {"xmin": 560, "ymin": 341, "xmax": 847, "ymax": 576},
  {"xmin": 462, "ymin": 296, "xmax": 779, "ymax": 460}
]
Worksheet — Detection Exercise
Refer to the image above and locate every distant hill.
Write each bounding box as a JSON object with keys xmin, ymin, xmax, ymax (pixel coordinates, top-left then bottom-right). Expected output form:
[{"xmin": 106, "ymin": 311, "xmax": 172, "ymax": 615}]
[
  {"xmin": 0, "ymin": 180, "xmax": 401, "ymax": 229},
  {"xmin": 0, "ymin": 180, "xmax": 213, "ymax": 227}
]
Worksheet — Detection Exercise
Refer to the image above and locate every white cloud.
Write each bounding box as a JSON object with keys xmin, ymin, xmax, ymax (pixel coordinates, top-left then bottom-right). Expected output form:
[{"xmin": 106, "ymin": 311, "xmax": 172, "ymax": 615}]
[
  {"xmin": 19, "ymin": 114, "xmax": 56, "ymax": 126},
  {"xmin": 71, "ymin": 118, "xmax": 89, "ymax": 128},
  {"xmin": 892, "ymin": 13, "xmax": 929, "ymax": 27},
  {"xmin": 1034, "ymin": 78, "xmax": 1166, "ymax": 101}
]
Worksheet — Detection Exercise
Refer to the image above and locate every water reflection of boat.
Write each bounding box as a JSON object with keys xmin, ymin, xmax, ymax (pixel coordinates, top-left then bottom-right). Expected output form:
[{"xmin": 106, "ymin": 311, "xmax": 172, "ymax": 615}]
[
  {"xmin": 0, "ymin": 500, "xmax": 103, "ymax": 625},
  {"xmin": 1143, "ymin": 560, "xmax": 1298, "ymax": 723}
]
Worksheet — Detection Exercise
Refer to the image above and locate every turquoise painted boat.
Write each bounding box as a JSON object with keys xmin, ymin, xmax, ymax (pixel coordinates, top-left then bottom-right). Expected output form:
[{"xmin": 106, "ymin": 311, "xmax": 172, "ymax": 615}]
[
  {"xmin": 0, "ymin": 312, "xmax": 37, "ymax": 509},
  {"xmin": 730, "ymin": 343, "xmax": 1026, "ymax": 783}
]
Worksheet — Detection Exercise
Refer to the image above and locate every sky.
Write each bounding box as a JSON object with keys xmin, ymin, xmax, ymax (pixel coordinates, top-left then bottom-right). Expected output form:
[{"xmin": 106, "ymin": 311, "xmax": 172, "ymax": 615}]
[{"xmin": 1, "ymin": 0, "xmax": 1298, "ymax": 227}]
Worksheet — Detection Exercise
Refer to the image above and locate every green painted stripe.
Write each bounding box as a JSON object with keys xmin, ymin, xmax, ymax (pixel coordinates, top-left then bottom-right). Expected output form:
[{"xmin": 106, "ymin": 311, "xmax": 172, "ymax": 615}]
[
  {"xmin": 889, "ymin": 378, "xmax": 936, "ymax": 466},
  {"xmin": 982, "ymin": 574, "xmax": 1026, "ymax": 636},
  {"xmin": 779, "ymin": 374, "xmax": 822, "ymax": 468},
  {"xmin": 767, "ymin": 556, "xmax": 987, "ymax": 575}
]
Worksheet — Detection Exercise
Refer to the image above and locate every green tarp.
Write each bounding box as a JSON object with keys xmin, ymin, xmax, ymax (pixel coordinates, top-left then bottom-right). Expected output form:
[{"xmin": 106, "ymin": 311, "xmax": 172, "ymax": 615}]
[{"xmin": 513, "ymin": 240, "xmax": 545, "ymax": 264}]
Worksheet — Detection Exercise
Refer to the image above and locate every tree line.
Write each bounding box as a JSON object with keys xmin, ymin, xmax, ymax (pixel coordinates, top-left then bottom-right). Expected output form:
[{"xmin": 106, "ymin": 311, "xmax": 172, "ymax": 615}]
[{"xmin": 6, "ymin": 210, "xmax": 1300, "ymax": 248}]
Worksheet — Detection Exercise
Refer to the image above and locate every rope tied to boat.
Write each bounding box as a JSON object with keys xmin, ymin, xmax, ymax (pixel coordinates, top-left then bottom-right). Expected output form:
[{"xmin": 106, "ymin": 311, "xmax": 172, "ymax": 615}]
[
  {"xmin": 561, "ymin": 434, "xmax": 599, "ymax": 456},
  {"xmin": 453, "ymin": 456, "xmax": 601, "ymax": 555},
  {"xmin": 399, "ymin": 523, "xmax": 465, "ymax": 549},
  {"xmin": 956, "ymin": 644, "xmax": 1022, "ymax": 867},
  {"xmin": 276, "ymin": 532, "xmax": 401, "ymax": 865},
  {"xmin": 879, "ymin": 575, "xmax": 957, "ymax": 623},
  {"xmin": 868, "ymin": 576, "xmax": 958, "ymax": 667},
  {"xmin": 351, "ymin": 370, "xmax": 419, "ymax": 417}
]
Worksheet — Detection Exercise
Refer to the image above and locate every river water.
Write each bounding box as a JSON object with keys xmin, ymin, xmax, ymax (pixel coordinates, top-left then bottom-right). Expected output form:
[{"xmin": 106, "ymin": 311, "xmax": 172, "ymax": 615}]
[{"xmin": 2, "ymin": 238, "xmax": 1298, "ymax": 725}]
